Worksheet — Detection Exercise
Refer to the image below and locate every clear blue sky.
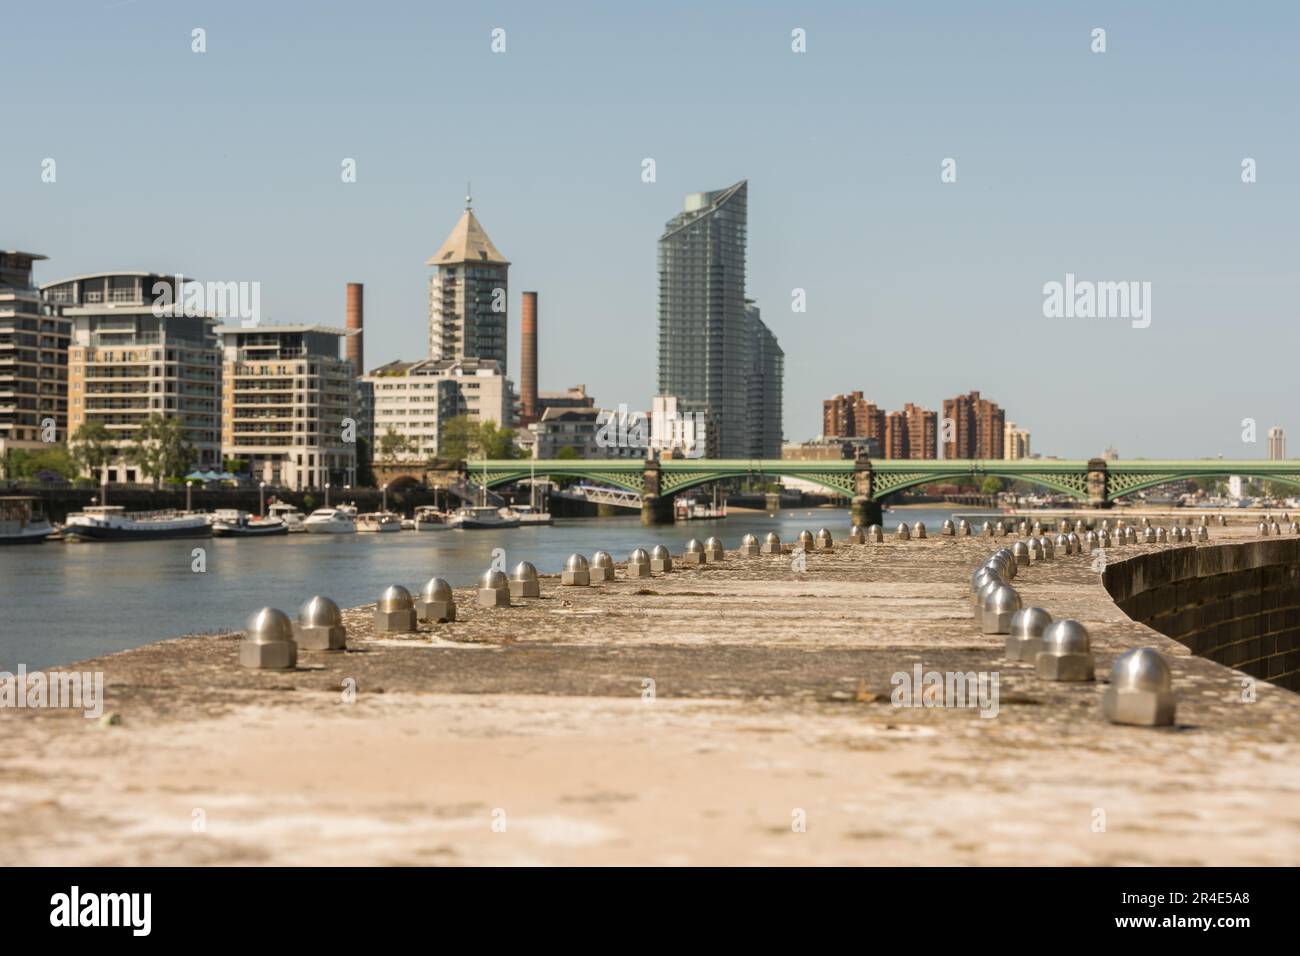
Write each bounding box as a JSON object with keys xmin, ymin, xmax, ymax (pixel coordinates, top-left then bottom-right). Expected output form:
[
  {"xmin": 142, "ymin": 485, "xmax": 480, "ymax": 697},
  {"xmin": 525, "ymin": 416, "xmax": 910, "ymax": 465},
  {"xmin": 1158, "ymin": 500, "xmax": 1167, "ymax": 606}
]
[{"xmin": 5, "ymin": 1, "xmax": 1297, "ymax": 458}]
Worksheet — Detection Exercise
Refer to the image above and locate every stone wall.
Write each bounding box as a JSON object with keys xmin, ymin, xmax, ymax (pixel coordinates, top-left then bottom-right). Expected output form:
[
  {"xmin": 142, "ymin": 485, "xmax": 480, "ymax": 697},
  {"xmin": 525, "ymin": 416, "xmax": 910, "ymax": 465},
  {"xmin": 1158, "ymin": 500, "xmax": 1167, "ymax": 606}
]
[{"xmin": 1103, "ymin": 539, "xmax": 1300, "ymax": 691}]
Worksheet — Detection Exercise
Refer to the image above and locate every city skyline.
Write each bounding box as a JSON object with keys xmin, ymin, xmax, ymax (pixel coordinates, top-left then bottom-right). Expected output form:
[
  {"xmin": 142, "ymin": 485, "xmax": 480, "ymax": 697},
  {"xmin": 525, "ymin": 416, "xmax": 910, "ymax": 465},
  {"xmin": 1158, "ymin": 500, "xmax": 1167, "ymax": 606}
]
[{"xmin": 6, "ymin": 2, "xmax": 1298, "ymax": 458}]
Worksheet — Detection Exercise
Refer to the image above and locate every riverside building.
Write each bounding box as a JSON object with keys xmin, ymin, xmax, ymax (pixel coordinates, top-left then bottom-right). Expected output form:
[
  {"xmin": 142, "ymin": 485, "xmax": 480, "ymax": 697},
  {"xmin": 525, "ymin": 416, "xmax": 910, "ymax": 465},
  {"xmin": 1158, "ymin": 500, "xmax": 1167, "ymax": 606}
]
[{"xmin": 0, "ymin": 251, "xmax": 69, "ymax": 464}]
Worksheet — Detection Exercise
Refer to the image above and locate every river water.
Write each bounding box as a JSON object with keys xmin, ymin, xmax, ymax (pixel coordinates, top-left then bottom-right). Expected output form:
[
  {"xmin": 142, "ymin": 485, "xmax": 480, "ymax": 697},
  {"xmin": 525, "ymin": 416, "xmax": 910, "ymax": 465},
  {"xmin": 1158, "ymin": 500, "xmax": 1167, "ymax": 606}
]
[{"xmin": 0, "ymin": 506, "xmax": 971, "ymax": 671}]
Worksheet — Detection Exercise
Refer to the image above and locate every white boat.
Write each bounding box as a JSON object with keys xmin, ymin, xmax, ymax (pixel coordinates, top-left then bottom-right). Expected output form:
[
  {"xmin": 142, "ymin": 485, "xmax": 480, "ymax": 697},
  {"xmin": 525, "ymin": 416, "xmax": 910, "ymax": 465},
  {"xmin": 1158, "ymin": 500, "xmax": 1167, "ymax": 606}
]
[
  {"xmin": 0, "ymin": 496, "xmax": 54, "ymax": 545},
  {"xmin": 448, "ymin": 505, "xmax": 520, "ymax": 530},
  {"xmin": 303, "ymin": 508, "xmax": 357, "ymax": 534},
  {"xmin": 266, "ymin": 502, "xmax": 306, "ymax": 532},
  {"xmin": 413, "ymin": 505, "xmax": 451, "ymax": 531},
  {"xmin": 211, "ymin": 509, "xmax": 289, "ymax": 537},
  {"xmin": 357, "ymin": 511, "xmax": 402, "ymax": 533},
  {"xmin": 63, "ymin": 505, "xmax": 212, "ymax": 542},
  {"xmin": 511, "ymin": 503, "xmax": 553, "ymax": 526}
]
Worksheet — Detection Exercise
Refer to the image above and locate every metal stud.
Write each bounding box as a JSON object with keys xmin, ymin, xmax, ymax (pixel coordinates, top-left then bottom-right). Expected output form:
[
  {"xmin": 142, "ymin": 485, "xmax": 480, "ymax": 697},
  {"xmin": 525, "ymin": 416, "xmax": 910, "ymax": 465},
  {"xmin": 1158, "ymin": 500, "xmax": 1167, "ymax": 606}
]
[
  {"xmin": 703, "ymin": 537, "xmax": 724, "ymax": 562},
  {"xmin": 1155, "ymin": 527, "xmax": 1168, "ymax": 543},
  {"xmin": 981, "ymin": 584, "xmax": 1022, "ymax": 635},
  {"xmin": 798, "ymin": 530, "xmax": 815, "ymax": 551},
  {"xmin": 942, "ymin": 519, "xmax": 956, "ymax": 536},
  {"xmin": 958, "ymin": 519, "xmax": 971, "ymax": 536},
  {"xmin": 971, "ymin": 565, "xmax": 1002, "ymax": 605},
  {"xmin": 1038, "ymin": 534, "xmax": 1055, "ymax": 559},
  {"xmin": 896, "ymin": 522, "xmax": 911, "ymax": 541},
  {"xmin": 866, "ymin": 524, "xmax": 884, "ymax": 542},
  {"xmin": 627, "ymin": 547, "xmax": 652, "ymax": 579},
  {"xmin": 1054, "ymin": 532, "xmax": 1072, "ymax": 555},
  {"xmin": 295, "ymin": 595, "xmax": 346, "ymax": 651},
  {"xmin": 590, "ymin": 550, "xmax": 615, "ymax": 582},
  {"xmin": 1143, "ymin": 527, "xmax": 1156, "ymax": 544},
  {"xmin": 1074, "ymin": 519, "xmax": 1086, "ymax": 534},
  {"xmin": 1085, "ymin": 530, "xmax": 1099, "ymax": 550},
  {"xmin": 1027, "ymin": 537, "xmax": 1044, "ymax": 562},
  {"xmin": 815, "ymin": 528, "xmax": 833, "ymax": 551},
  {"xmin": 1271, "ymin": 521, "xmax": 1282, "ymax": 536},
  {"xmin": 1011, "ymin": 540, "xmax": 1030, "ymax": 567},
  {"xmin": 1067, "ymin": 531, "xmax": 1081, "ymax": 553},
  {"xmin": 1259, "ymin": 521, "xmax": 1269, "ymax": 536},
  {"xmin": 913, "ymin": 522, "xmax": 927, "ymax": 539},
  {"xmin": 416, "ymin": 577, "xmax": 457, "ymax": 621},
  {"xmin": 1058, "ymin": 518, "xmax": 1070, "ymax": 533},
  {"xmin": 981, "ymin": 521, "xmax": 993, "ymax": 537},
  {"xmin": 740, "ymin": 533, "xmax": 761, "ymax": 556},
  {"xmin": 995, "ymin": 521, "xmax": 1007, "ymax": 537},
  {"xmin": 1034, "ymin": 620, "xmax": 1095, "ymax": 681},
  {"xmin": 562, "ymin": 553, "xmax": 591, "ymax": 585},
  {"xmin": 376, "ymin": 584, "xmax": 419, "ymax": 631},
  {"xmin": 1195, "ymin": 526, "xmax": 1209, "ymax": 543},
  {"xmin": 683, "ymin": 539, "xmax": 707, "ymax": 566},
  {"xmin": 241, "ymin": 607, "xmax": 298, "ymax": 669},
  {"xmin": 478, "ymin": 570, "xmax": 511, "ymax": 607},
  {"xmin": 650, "ymin": 544, "xmax": 673, "ymax": 573},
  {"xmin": 974, "ymin": 577, "xmax": 1003, "ymax": 624},
  {"xmin": 848, "ymin": 525, "xmax": 865, "ymax": 545},
  {"xmin": 510, "ymin": 561, "xmax": 541, "ymax": 598},
  {"xmin": 1006, "ymin": 606, "xmax": 1052, "ymax": 662},
  {"xmin": 761, "ymin": 532, "xmax": 782, "ymax": 554},
  {"xmin": 1103, "ymin": 647, "xmax": 1176, "ymax": 727}
]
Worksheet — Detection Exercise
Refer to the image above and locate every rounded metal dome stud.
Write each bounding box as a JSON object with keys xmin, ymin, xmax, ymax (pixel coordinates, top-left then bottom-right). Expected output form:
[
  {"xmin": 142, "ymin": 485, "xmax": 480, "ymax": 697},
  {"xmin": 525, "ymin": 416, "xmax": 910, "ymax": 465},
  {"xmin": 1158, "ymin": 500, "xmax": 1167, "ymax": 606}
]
[
  {"xmin": 1143, "ymin": 527, "xmax": 1156, "ymax": 544},
  {"xmin": 1031, "ymin": 520, "xmax": 1043, "ymax": 536},
  {"xmin": 1011, "ymin": 540, "xmax": 1030, "ymax": 567},
  {"xmin": 683, "ymin": 538, "xmax": 707, "ymax": 566},
  {"xmin": 1026, "ymin": 537, "xmax": 1044, "ymax": 562},
  {"xmin": 1258, "ymin": 521, "xmax": 1269, "ymax": 536},
  {"xmin": 562, "ymin": 553, "xmax": 591, "ymax": 586},
  {"xmin": 974, "ymin": 577, "xmax": 1003, "ymax": 624},
  {"xmin": 478, "ymin": 569, "xmax": 511, "ymax": 607},
  {"xmin": 761, "ymin": 531, "xmax": 781, "ymax": 554},
  {"xmin": 980, "ymin": 521, "xmax": 993, "ymax": 537},
  {"xmin": 1155, "ymin": 527, "xmax": 1168, "ymax": 543},
  {"xmin": 1034, "ymin": 620, "xmax": 1095, "ymax": 682},
  {"xmin": 958, "ymin": 519, "xmax": 971, "ymax": 536},
  {"xmin": 1195, "ymin": 526, "xmax": 1209, "ymax": 543},
  {"xmin": 740, "ymin": 533, "xmax": 761, "ymax": 556},
  {"xmin": 650, "ymin": 544, "xmax": 673, "ymax": 573},
  {"xmin": 240, "ymin": 607, "xmax": 298, "ymax": 669},
  {"xmin": 1200, "ymin": 515, "xmax": 1209, "ymax": 527},
  {"xmin": 1097, "ymin": 529, "xmax": 1112, "ymax": 548},
  {"xmin": 703, "ymin": 537, "xmax": 724, "ymax": 562},
  {"xmin": 848, "ymin": 525, "xmax": 865, "ymax": 545},
  {"xmin": 1291, "ymin": 522, "xmax": 1300, "ymax": 536},
  {"xmin": 1006, "ymin": 606, "xmax": 1052, "ymax": 662},
  {"xmin": 1058, "ymin": 518, "xmax": 1070, "ymax": 533},
  {"xmin": 913, "ymin": 521, "xmax": 927, "ymax": 539},
  {"xmin": 590, "ymin": 550, "xmax": 615, "ymax": 582},
  {"xmin": 1271, "ymin": 521, "xmax": 1282, "ymax": 536},
  {"xmin": 1141, "ymin": 516, "xmax": 1151, "ymax": 529},
  {"xmin": 993, "ymin": 548, "xmax": 1017, "ymax": 580},
  {"xmin": 815, "ymin": 528, "xmax": 833, "ymax": 551},
  {"xmin": 798, "ymin": 529, "xmax": 815, "ymax": 552},
  {"xmin": 1067, "ymin": 531, "xmax": 1081, "ymax": 554},
  {"xmin": 1218, "ymin": 513, "xmax": 1227, "ymax": 526},
  {"xmin": 416, "ymin": 577, "xmax": 457, "ymax": 622},
  {"xmin": 982, "ymin": 553, "xmax": 1011, "ymax": 581},
  {"xmin": 1284, "ymin": 512, "xmax": 1291, "ymax": 523},
  {"xmin": 1103, "ymin": 647, "xmax": 1176, "ymax": 727},
  {"xmin": 942, "ymin": 519, "xmax": 955, "ymax": 536},
  {"xmin": 1016, "ymin": 521, "xmax": 1028, "ymax": 537},
  {"xmin": 509, "ymin": 561, "xmax": 541, "ymax": 598},
  {"xmin": 981, "ymin": 584, "xmax": 1022, "ymax": 635},
  {"xmin": 1054, "ymin": 533, "xmax": 1072, "ymax": 555},
  {"xmin": 294, "ymin": 595, "xmax": 346, "ymax": 651},
  {"xmin": 1084, "ymin": 530, "xmax": 1099, "ymax": 550},
  {"xmin": 995, "ymin": 521, "xmax": 1007, "ymax": 537},
  {"xmin": 375, "ymin": 585, "xmax": 418, "ymax": 632},
  {"xmin": 866, "ymin": 524, "xmax": 884, "ymax": 542},
  {"xmin": 1124, "ymin": 527, "xmax": 1138, "ymax": 545},
  {"xmin": 1101, "ymin": 518, "xmax": 1111, "ymax": 533},
  {"xmin": 1074, "ymin": 519, "xmax": 1086, "ymax": 534},
  {"xmin": 971, "ymin": 566, "xmax": 1002, "ymax": 607},
  {"xmin": 1038, "ymin": 534, "xmax": 1055, "ymax": 560},
  {"xmin": 896, "ymin": 522, "xmax": 911, "ymax": 541},
  {"xmin": 627, "ymin": 547, "xmax": 652, "ymax": 579}
]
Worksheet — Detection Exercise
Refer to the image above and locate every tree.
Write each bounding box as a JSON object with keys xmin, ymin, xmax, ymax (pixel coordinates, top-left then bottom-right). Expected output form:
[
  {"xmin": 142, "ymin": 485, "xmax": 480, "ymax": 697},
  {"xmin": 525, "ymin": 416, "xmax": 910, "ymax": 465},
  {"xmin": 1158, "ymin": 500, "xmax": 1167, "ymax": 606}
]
[
  {"xmin": 71, "ymin": 420, "xmax": 115, "ymax": 478},
  {"xmin": 980, "ymin": 476, "xmax": 1005, "ymax": 495},
  {"xmin": 439, "ymin": 416, "xmax": 480, "ymax": 461},
  {"xmin": 131, "ymin": 414, "xmax": 196, "ymax": 487},
  {"xmin": 554, "ymin": 446, "xmax": 581, "ymax": 461},
  {"xmin": 377, "ymin": 426, "xmax": 410, "ymax": 464},
  {"xmin": 7, "ymin": 445, "xmax": 78, "ymax": 480},
  {"xmin": 480, "ymin": 420, "xmax": 525, "ymax": 459}
]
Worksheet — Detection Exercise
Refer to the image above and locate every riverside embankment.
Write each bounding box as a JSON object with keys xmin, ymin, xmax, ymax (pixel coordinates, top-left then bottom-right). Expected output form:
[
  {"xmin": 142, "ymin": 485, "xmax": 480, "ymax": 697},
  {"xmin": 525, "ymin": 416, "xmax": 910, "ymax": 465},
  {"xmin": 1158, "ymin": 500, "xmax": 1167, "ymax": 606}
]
[{"xmin": 3, "ymin": 520, "xmax": 1299, "ymax": 865}]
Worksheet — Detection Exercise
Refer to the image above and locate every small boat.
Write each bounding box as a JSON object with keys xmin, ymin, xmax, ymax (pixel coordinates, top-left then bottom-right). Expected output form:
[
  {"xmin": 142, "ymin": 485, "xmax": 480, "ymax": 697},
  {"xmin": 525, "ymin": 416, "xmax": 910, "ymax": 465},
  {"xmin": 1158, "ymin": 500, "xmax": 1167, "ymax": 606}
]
[
  {"xmin": 211, "ymin": 509, "xmax": 289, "ymax": 537},
  {"xmin": 303, "ymin": 508, "xmax": 357, "ymax": 534},
  {"xmin": 266, "ymin": 501, "xmax": 306, "ymax": 532},
  {"xmin": 357, "ymin": 511, "xmax": 402, "ymax": 533},
  {"xmin": 413, "ymin": 505, "xmax": 451, "ymax": 531},
  {"xmin": 512, "ymin": 503, "xmax": 554, "ymax": 526},
  {"xmin": 448, "ymin": 505, "xmax": 520, "ymax": 530},
  {"xmin": 63, "ymin": 505, "xmax": 212, "ymax": 542},
  {"xmin": 0, "ymin": 496, "xmax": 54, "ymax": 544}
]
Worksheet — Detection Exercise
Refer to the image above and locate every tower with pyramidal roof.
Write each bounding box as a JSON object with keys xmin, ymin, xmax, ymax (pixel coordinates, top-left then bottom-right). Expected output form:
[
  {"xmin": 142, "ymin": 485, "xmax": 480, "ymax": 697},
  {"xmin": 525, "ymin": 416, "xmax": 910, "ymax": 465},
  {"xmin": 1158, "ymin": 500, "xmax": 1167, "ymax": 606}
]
[{"xmin": 426, "ymin": 189, "xmax": 511, "ymax": 371}]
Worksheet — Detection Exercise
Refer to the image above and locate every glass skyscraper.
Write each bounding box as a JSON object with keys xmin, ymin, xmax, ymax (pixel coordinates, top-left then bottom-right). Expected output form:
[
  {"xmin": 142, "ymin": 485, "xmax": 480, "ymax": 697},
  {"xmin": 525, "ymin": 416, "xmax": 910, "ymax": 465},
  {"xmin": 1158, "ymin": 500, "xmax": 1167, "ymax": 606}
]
[{"xmin": 657, "ymin": 180, "xmax": 782, "ymax": 458}]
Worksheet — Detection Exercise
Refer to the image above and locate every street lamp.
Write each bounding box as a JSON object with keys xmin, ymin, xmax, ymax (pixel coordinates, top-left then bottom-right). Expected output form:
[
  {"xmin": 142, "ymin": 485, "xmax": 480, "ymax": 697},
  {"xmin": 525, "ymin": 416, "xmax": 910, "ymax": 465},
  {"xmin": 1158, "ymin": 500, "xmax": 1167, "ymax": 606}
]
[
  {"xmin": 325, "ymin": 481, "xmax": 331, "ymax": 508},
  {"xmin": 259, "ymin": 480, "xmax": 267, "ymax": 517},
  {"xmin": 382, "ymin": 482, "xmax": 388, "ymax": 514}
]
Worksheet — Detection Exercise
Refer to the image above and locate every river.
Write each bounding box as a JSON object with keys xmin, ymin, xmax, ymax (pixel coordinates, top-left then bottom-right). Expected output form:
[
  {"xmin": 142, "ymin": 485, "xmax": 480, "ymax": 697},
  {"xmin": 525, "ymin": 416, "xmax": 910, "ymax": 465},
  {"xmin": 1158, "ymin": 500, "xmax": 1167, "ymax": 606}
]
[{"xmin": 0, "ymin": 506, "xmax": 972, "ymax": 670}]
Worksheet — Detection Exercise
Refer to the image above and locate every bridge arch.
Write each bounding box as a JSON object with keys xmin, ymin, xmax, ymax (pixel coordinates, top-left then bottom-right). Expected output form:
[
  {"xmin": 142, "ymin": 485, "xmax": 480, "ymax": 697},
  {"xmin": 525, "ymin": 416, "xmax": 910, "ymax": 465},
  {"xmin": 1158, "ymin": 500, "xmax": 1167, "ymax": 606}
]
[
  {"xmin": 1108, "ymin": 471, "xmax": 1300, "ymax": 501},
  {"xmin": 873, "ymin": 470, "xmax": 1090, "ymax": 502}
]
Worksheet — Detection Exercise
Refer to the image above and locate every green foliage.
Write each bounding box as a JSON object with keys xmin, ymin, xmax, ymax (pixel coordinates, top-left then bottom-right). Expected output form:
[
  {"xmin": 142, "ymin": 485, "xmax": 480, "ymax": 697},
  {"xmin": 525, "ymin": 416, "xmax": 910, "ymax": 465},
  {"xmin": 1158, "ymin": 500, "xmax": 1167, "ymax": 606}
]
[
  {"xmin": 440, "ymin": 416, "xmax": 525, "ymax": 461},
  {"xmin": 554, "ymin": 446, "xmax": 581, "ymax": 461},
  {"xmin": 377, "ymin": 426, "xmax": 410, "ymax": 463},
  {"xmin": 5, "ymin": 444, "xmax": 79, "ymax": 480},
  {"xmin": 979, "ymin": 476, "xmax": 1005, "ymax": 495},
  {"xmin": 222, "ymin": 457, "xmax": 249, "ymax": 475},
  {"xmin": 71, "ymin": 420, "xmax": 115, "ymax": 476},
  {"xmin": 301, "ymin": 493, "xmax": 317, "ymax": 512},
  {"xmin": 131, "ymin": 414, "xmax": 196, "ymax": 486}
]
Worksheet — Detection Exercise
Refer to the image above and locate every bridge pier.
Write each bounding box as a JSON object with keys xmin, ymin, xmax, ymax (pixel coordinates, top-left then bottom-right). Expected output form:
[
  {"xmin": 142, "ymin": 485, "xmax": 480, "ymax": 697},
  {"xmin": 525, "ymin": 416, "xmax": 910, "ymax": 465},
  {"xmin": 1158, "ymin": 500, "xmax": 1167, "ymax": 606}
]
[
  {"xmin": 640, "ymin": 458, "xmax": 674, "ymax": 525},
  {"xmin": 1087, "ymin": 458, "xmax": 1112, "ymax": 509},
  {"xmin": 850, "ymin": 455, "xmax": 881, "ymax": 526}
]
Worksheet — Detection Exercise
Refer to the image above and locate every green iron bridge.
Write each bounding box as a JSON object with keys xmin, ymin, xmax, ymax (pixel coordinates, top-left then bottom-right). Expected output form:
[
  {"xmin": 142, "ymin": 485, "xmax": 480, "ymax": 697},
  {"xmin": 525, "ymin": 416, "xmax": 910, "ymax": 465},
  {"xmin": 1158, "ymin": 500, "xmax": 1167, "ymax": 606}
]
[{"xmin": 459, "ymin": 457, "xmax": 1300, "ymax": 525}]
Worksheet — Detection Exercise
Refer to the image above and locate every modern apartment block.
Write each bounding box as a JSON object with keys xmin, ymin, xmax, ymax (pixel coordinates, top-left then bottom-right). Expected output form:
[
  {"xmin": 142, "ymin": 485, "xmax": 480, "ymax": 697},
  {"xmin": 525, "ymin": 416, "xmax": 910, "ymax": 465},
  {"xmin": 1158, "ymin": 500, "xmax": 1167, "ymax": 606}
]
[
  {"xmin": 657, "ymin": 181, "xmax": 783, "ymax": 458},
  {"xmin": 0, "ymin": 251, "xmax": 69, "ymax": 462},
  {"xmin": 1268, "ymin": 426, "xmax": 1286, "ymax": 461},
  {"xmin": 943, "ymin": 390, "xmax": 1005, "ymax": 459},
  {"xmin": 218, "ymin": 325, "xmax": 355, "ymax": 490},
  {"xmin": 1004, "ymin": 421, "xmax": 1032, "ymax": 460},
  {"xmin": 365, "ymin": 357, "xmax": 514, "ymax": 463},
  {"xmin": 822, "ymin": 391, "xmax": 933, "ymax": 459},
  {"xmin": 823, "ymin": 391, "xmax": 885, "ymax": 446},
  {"xmin": 426, "ymin": 196, "xmax": 510, "ymax": 371},
  {"xmin": 46, "ymin": 271, "xmax": 221, "ymax": 482}
]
